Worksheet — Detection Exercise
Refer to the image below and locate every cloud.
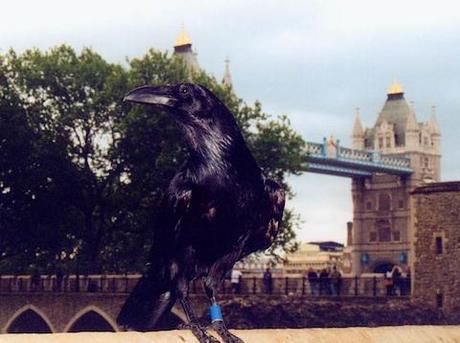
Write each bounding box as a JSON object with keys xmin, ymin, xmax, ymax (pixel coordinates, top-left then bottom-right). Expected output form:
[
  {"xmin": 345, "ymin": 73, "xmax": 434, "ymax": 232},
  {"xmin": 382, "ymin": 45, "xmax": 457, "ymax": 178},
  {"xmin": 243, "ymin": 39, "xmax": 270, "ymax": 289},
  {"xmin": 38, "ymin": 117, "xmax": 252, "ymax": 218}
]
[{"xmin": 2, "ymin": 0, "xmax": 460, "ymax": 243}]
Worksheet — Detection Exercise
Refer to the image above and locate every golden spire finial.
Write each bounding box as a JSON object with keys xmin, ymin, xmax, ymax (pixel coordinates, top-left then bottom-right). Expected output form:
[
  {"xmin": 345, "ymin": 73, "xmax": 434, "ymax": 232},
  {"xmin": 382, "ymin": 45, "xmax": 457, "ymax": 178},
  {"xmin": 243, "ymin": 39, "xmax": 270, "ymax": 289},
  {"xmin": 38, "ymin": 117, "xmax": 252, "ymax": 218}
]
[
  {"xmin": 174, "ymin": 24, "xmax": 192, "ymax": 47},
  {"xmin": 387, "ymin": 79, "xmax": 404, "ymax": 95}
]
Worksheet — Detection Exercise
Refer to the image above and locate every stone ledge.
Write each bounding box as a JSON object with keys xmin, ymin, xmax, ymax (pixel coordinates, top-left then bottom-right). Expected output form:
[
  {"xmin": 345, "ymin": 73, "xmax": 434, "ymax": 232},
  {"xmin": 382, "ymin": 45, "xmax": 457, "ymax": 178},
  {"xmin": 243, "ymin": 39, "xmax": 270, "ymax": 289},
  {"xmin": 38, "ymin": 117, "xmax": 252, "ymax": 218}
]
[{"xmin": 1, "ymin": 326, "xmax": 460, "ymax": 343}]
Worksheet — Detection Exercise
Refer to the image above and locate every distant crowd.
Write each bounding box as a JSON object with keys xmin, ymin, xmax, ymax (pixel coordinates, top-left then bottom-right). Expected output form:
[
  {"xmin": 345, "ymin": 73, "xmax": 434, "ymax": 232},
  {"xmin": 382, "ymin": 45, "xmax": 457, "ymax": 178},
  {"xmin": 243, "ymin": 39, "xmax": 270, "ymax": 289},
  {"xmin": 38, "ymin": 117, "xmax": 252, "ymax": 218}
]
[{"xmin": 228, "ymin": 264, "xmax": 411, "ymax": 296}]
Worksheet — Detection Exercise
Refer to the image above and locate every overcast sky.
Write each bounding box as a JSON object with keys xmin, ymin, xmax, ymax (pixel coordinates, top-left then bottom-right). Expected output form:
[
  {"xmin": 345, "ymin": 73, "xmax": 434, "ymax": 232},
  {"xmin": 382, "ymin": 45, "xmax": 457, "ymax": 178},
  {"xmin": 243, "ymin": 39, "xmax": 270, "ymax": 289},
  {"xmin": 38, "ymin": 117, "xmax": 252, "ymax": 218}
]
[{"xmin": 2, "ymin": 0, "xmax": 460, "ymax": 244}]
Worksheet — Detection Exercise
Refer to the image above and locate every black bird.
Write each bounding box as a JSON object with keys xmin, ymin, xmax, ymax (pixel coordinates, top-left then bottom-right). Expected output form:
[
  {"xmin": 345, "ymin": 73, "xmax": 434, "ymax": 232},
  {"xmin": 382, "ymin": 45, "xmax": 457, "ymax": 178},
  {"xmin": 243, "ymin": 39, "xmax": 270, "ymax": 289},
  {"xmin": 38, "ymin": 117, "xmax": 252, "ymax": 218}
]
[{"xmin": 117, "ymin": 83, "xmax": 285, "ymax": 343}]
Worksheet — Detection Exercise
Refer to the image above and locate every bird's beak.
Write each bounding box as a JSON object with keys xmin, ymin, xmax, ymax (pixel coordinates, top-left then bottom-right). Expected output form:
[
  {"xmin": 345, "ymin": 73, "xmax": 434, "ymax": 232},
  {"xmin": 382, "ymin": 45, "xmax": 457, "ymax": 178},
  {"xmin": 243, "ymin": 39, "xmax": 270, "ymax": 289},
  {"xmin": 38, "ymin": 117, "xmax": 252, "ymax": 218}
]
[{"xmin": 123, "ymin": 85, "xmax": 177, "ymax": 108}]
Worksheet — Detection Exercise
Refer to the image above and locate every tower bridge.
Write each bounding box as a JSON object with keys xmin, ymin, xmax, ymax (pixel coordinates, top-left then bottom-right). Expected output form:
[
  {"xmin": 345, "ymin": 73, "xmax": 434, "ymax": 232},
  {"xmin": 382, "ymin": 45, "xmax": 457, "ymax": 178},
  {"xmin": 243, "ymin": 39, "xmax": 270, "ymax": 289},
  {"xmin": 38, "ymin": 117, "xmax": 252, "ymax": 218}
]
[
  {"xmin": 325, "ymin": 81, "xmax": 441, "ymax": 276},
  {"xmin": 305, "ymin": 139, "xmax": 413, "ymax": 178}
]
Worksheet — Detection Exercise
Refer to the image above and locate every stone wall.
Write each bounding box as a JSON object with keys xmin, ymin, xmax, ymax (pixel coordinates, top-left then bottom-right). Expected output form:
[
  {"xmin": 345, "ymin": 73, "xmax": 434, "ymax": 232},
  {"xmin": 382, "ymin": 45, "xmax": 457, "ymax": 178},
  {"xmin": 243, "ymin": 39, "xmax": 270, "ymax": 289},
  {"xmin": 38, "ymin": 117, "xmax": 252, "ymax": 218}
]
[
  {"xmin": 412, "ymin": 181, "xmax": 460, "ymax": 315},
  {"xmin": 3, "ymin": 326, "xmax": 460, "ymax": 343}
]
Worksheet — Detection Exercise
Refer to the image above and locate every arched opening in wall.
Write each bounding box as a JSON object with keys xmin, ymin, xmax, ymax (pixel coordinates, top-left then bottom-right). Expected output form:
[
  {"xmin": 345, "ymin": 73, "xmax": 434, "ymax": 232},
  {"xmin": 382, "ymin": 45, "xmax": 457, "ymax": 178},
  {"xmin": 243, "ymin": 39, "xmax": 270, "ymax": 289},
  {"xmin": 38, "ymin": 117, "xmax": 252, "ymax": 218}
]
[
  {"xmin": 67, "ymin": 310, "xmax": 116, "ymax": 332},
  {"xmin": 7, "ymin": 309, "xmax": 52, "ymax": 333},
  {"xmin": 373, "ymin": 262, "xmax": 394, "ymax": 273}
]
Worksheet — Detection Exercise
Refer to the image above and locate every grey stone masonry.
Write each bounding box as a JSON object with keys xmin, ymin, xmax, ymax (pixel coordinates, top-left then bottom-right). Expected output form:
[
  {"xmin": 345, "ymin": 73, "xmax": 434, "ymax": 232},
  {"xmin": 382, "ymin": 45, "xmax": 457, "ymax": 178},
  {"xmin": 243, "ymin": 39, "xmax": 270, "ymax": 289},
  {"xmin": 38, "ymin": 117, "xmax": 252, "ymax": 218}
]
[{"xmin": 411, "ymin": 181, "xmax": 460, "ymax": 314}]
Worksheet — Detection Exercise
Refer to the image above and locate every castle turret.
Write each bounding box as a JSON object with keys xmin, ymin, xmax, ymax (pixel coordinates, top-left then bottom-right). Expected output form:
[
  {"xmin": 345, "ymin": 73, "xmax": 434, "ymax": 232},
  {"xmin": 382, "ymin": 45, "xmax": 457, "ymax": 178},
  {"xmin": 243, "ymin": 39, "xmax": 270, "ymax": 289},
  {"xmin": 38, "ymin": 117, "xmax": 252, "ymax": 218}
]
[
  {"xmin": 405, "ymin": 102, "xmax": 419, "ymax": 150},
  {"xmin": 429, "ymin": 106, "xmax": 441, "ymax": 154},
  {"xmin": 352, "ymin": 107, "xmax": 365, "ymax": 149},
  {"xmin": 222, "ymin": 57, "xmax": 234, "ymax": 91},
  {"xmin": 173, "ymin": 26, "xmax": 200, "ymax": 72}
]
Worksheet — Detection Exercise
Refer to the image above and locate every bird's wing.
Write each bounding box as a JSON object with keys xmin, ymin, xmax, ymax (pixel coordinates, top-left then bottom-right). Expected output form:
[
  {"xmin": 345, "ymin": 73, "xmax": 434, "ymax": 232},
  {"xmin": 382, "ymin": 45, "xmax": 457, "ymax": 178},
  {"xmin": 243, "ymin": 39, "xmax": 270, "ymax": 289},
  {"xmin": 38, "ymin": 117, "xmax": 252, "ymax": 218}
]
[
  {"xmin": 155, "ymin": 172, "xmax": 194, "ymax": 246},
  {"xmin": 241, "ymin": 178, "xmax": 286, "ymax": 256},
  {"xmin": 263, "ymin": 178, "xmax": 286, "ymax": 244}
]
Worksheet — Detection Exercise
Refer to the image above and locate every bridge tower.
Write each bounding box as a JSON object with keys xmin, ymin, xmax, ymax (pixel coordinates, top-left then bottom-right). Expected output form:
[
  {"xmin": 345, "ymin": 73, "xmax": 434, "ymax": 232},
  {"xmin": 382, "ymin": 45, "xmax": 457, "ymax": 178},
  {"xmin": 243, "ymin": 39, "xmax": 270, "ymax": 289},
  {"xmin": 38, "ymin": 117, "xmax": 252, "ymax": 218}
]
[
  {"xmin": 350, "ymin": 81, "xmax": 441, "ymax": 275},
  {"xmin": 173, "ymin": 25, "xmax": 200, "ymax": 72}
]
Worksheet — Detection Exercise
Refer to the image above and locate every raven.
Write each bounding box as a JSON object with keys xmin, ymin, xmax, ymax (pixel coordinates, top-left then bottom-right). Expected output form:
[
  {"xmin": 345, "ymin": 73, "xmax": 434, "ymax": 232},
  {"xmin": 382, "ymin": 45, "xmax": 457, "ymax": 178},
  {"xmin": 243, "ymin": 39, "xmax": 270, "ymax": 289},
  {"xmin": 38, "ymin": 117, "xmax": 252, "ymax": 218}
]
[{"xmin": 117, "ymin": 83, "xmax": 285, "ymax": 343}]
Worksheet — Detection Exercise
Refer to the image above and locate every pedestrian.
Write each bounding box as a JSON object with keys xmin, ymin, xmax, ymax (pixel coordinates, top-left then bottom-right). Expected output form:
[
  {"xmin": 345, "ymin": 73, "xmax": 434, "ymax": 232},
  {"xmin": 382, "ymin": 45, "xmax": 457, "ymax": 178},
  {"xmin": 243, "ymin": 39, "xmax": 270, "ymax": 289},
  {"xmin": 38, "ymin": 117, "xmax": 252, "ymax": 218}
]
[
  {"xmin": 307, "ymin": 268, "xmax": 318, "ymax": 296},
  {"xmin": 384, "ymin": 269, "xmax": 393, "ymax": 296},
  {"xmin": 330, "ymin": 266, "xmax": 342, "ymax": 296},
  {"xmin": 319, "ymin": 269, "xmax": 329, "ymax": 295},
  {"xmin": 230, "ymin": 268, "xmax": 242, "ymax": 294},
  {"xmin": 263, "ymin": 268, "xmax": 273, "ymax": 294}
]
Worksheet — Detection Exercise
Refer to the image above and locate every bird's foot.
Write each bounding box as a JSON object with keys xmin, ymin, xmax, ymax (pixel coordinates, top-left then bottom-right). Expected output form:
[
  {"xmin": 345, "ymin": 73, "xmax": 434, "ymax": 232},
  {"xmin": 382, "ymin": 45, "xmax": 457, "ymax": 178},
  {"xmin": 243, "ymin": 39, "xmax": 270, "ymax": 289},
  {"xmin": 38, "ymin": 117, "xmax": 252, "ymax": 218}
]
[
  {"xmin": 179, "ymin": 322, "xmax": 220, "ymax": 343},
  {"xmin": 211, "ymin": 320, "xmax": 244, "ymax": 343}
]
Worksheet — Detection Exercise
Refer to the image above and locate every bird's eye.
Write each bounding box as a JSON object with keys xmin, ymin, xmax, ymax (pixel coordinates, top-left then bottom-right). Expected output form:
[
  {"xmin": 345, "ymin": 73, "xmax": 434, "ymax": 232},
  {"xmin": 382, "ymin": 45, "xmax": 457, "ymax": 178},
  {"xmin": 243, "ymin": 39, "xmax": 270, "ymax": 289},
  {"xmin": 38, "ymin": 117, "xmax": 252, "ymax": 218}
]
[{"xmin": 180, "ymin": 85, "xmax": 189, "ymax": 95}]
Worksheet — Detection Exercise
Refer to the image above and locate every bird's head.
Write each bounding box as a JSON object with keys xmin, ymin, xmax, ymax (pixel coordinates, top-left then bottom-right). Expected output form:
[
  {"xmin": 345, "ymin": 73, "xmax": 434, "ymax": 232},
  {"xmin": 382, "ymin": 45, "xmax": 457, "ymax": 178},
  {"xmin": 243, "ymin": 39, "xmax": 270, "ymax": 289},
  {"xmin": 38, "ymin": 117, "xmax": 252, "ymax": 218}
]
[
  {"xmin": 124, "ymin": 83, "xmax": 229, "ymax": 125},
  {"xmin": 124, "ymin": 83, "xmax": 243, "ymax": 159}
]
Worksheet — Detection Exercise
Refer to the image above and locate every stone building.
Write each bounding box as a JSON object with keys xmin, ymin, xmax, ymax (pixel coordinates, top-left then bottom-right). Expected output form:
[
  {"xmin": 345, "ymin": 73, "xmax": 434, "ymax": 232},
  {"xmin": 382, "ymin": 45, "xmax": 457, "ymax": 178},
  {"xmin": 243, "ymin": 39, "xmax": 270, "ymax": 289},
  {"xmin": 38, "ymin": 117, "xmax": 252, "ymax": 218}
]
[
  {"xmin": 349, "ymin": 81, "xmax": 441, "ymax": 275},
  {"xmin": 173, "ymin": 26, "xmax": 200, "ymax": 72},
  {"xmin": 173, "ymin": 27, "xmax": 234, "ymax": 91},
  {"xmin": 411, "ymin": 181, "xmax": 460, "ymax": 314},
  {"xmin": 283, "ymin": 242, "xmax": 344, "ymax": 276},
  {"xmin": 233, "ymin": 255, "xmax": 284, "ymax": 277}
]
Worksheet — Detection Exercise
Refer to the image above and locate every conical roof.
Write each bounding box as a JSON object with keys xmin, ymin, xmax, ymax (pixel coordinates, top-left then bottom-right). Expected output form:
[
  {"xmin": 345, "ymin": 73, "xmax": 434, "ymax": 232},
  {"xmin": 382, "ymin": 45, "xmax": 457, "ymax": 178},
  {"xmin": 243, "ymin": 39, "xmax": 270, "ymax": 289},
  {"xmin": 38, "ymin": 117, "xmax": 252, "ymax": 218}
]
[{"xmin": 374, "ymin": 82, "xmax": 414, "ymax": 145}]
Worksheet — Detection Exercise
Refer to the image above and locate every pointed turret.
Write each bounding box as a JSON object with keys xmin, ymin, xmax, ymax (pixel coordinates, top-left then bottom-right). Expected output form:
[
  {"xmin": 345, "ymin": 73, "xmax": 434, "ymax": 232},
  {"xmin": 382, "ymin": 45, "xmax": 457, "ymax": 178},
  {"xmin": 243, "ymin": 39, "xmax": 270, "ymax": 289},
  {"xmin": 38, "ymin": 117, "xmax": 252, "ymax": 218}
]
[
  {"xmin": 222, "ymin": 57, "xmax": 234, "ymax": 91},
  {"xmin": 352, "ymin": 107, "xmax": 364, "ymax": 149},
  {"xmin": 429, "ymin": 105, "xmax": 441, "ymax": 156},
  {"xmin": 429, "ymin": 106, "xmax": 441, "ymax": 136},
  {"xmin": 406, "ymin": 102, "xmax": 419, "ymax": 132},
  {"xmin": 404, "ymin": 101, "xmax": 419, "ymax": 150},
  {"xmin": 352, "ymin": 107, "xmax": 364, "ymax": 137},
  {"xmin": 173, "ymin": 25, "xmax": 200, "ymax": 72}
]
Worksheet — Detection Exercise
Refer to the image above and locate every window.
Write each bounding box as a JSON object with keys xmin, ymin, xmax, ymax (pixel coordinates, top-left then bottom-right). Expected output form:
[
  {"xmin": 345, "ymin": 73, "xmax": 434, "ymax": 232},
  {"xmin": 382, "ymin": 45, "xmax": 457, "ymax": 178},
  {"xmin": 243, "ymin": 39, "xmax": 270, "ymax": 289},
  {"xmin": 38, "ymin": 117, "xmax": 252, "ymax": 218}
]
[
  {"xmin": 366, "ymin": 201, "xmax": 372, "ymax": 210},
  {"xmin": 435, "ymin": 236, "xmax": 443, "ymax": 254},
  {"xmin": 378, "ymin": 137, "xmax": 384, "ymax": 149},
  {"xmin": 378, "ymin": 227, "xmax": 391, "ymax": 242},
  {"xmin": 398, "ymin": 199, "xmax": 404, "ymax": 209},
  {"xmin": 378, "ymin": 193, "xmax": 391, "ymax": 211},
  {"xmin": 393, "ymin": 231, "xmax": 400, "ymax": 241},
  {"xmin": 369, "ymin": 232, "xmax": 377, "ymax": 242},
  {"xmin": 386, "ymin": 134, "xmax": 391, "ymax": 148}
]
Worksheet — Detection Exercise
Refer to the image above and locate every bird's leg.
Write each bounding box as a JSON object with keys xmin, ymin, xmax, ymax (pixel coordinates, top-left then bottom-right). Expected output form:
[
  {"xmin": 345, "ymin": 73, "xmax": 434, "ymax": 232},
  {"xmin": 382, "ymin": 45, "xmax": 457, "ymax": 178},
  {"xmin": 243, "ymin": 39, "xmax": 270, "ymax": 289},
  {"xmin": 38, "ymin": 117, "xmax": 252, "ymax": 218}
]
[
  {"xmin": 177, "ymin": 277, "xmax": 219, "ymax": 343},
  {"xmin": 203, "ymin": 275, "xmax": 244, "ymax": 343}
]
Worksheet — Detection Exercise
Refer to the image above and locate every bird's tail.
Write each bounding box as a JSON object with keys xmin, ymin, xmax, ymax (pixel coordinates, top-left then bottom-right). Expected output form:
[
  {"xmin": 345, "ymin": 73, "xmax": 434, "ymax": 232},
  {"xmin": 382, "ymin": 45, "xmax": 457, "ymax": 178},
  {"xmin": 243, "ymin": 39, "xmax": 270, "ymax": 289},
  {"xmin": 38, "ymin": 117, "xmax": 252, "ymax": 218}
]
[{"xmin": 117, "ymin": 269, "xmax": 176, "ymax": 331}]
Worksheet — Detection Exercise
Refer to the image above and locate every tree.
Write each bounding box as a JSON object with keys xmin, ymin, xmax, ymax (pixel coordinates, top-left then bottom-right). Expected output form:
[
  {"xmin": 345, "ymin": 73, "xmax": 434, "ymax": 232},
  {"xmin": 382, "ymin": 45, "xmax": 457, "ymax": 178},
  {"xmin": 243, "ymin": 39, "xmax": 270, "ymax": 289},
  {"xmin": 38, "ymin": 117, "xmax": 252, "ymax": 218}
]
[
  {"xmin": 0, "ymin": 46, "xmax": 131, "ymax": 274},
  {"xmin": 0, "ymin": 46, "xmax": 307, "ymax": 274}
]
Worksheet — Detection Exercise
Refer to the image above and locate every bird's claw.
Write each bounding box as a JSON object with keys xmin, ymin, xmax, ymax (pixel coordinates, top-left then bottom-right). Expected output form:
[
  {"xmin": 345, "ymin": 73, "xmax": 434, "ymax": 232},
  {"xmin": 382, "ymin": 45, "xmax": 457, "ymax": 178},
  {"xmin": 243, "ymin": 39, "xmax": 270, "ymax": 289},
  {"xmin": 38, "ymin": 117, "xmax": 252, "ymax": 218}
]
[
  {"xmin": 211, "ymin": 321, "xmax": 245, "ymax": 343},
  {"xmin": 179, "ymin": 322, "xmax": 220, "ymax": 343}
]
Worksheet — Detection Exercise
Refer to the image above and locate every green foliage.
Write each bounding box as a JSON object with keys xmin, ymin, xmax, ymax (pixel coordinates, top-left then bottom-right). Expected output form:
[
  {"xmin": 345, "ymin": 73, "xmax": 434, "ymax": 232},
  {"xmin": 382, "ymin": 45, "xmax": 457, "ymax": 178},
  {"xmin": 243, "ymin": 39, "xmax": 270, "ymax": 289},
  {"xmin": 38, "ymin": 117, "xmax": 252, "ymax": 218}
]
[{"xmin": 0, "ymin": 45, "xmax": 307, "ymax": 274}]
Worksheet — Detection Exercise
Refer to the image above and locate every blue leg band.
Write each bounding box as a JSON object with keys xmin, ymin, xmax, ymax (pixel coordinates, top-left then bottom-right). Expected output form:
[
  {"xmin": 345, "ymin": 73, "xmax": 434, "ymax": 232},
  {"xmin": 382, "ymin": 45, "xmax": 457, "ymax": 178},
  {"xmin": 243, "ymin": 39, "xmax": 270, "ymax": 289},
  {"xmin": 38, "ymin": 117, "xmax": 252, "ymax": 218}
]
[{"xmin": 209, "ymin": 303, "xmax": 223, "ymax": 322}]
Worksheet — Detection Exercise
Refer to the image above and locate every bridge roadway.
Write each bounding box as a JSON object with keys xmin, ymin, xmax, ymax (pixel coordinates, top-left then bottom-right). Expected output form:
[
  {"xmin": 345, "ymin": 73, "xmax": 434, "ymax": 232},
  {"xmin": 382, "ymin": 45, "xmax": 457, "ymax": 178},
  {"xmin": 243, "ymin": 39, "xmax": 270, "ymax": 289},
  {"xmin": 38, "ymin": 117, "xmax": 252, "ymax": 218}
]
[
  {"xmin": 305, "ymin": 139, "xmax": 413, "ymax": 178},
  {"xmin": 0, "ymin": 275, "xmax": 408, "ymax": 333}
]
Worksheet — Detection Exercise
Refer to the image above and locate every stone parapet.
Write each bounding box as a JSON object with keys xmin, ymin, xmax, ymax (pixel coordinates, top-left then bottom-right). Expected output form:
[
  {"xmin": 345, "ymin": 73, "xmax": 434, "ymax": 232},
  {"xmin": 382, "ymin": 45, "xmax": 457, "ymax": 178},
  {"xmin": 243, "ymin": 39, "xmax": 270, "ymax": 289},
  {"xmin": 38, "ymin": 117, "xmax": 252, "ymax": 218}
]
[{"xmin": 1, "ymin": 326, "xmax": 460, "ymax": 343}]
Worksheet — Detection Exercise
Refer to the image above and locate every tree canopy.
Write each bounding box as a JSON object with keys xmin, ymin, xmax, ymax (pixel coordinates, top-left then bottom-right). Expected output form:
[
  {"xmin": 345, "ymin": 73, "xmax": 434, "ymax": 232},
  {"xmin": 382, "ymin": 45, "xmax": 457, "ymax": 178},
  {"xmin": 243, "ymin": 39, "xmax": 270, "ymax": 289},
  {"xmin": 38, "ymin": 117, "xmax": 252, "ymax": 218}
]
[{"xmin": 0, "ymin": 46, "xmax": 307, "ymax": 275}]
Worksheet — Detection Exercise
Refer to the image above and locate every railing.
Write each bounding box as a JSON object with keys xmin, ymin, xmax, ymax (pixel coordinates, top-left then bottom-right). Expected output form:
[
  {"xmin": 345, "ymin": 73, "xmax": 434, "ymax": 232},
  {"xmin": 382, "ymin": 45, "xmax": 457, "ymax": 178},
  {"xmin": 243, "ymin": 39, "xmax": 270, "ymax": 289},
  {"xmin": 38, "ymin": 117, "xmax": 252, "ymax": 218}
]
[
  {"xmin": 305, "ymin": 141, "xmax": 412, "ymax": 170},
  {"xmin": 0, "ymin": 275, "xmax": 411, "ymax": 297}
]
